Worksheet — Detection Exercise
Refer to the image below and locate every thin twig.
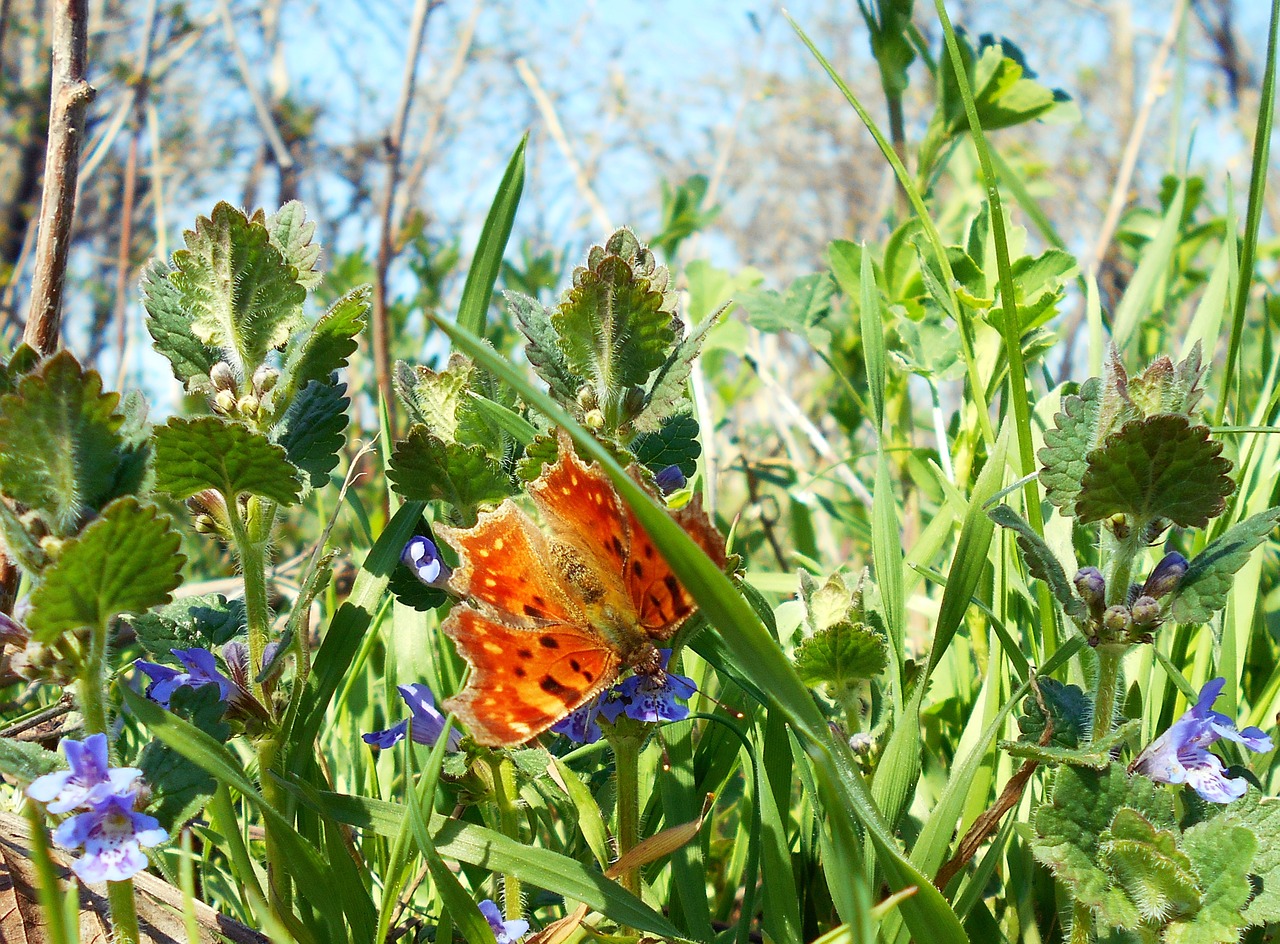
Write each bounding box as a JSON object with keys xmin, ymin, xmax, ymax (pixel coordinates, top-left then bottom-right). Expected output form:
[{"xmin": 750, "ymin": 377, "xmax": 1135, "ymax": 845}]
[
  {"xmin": 373, "ymin": 0, "xmax": 439, "ymax": 430},
  {"xmin": 395, "ymin": 0, "xmax": 483, "ymax": 225},
  {"xmin": 515, "ymin": 56, "xmax": 613, "ymax": 234},
  {"xmin": 24, "ymin": 0, "xmax": 95, "ymax": 355},
  {"xmin": 216, "ymin": 0, "xmax": 294, "ymax": 171},
  {"xmin": 1058, "ymin": 0, "xmax": 1188, "ymax": 376}
]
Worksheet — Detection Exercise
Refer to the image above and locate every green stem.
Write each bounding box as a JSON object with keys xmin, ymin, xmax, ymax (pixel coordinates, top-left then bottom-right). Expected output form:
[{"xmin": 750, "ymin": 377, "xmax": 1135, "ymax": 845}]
[
  {"xmin": 485, "ymin": 756, "xmax": 524, "ymax": 919},
  {"xmin": 1091, "ymin": 646, "xmax": 1124, "ymax": 742},
  {"xmin": 209, "ymin": 783, "xmax": 266, "ymax": 908},
  {"xmin": 611, "ymin": 731, "xmax": 643, "ymax": 897},
  {"xmin": 227, "ymin": 499, "xmax": 272, "ymax": 707},
  {"xmin": 25, "ymin": 802, "xmax": 74, "ymax": 944},
  {"xmin": 107, "ymin": 880, "xmax": 142, "ymax": 944},
  {"xmin": 1070, "ymin": 899, "xmax": 1093, "ymax": 944},
  {"xmin": 1101, "ymin": 523, "xmax": 1145, "ymax": 609}
]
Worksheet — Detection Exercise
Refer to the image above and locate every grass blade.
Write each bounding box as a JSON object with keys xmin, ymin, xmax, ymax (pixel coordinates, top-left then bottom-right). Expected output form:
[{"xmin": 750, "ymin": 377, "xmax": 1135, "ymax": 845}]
[{"xmin": 457, "ymin": 135, "xmax": 527, "ymax": 336}]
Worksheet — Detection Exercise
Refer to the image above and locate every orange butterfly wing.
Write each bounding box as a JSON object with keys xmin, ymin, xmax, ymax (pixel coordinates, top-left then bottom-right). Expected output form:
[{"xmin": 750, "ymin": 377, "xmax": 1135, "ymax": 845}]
[
  {"xmin": 441, "ymin": 608, "xmax": 621, "ymax": 746},
  {"xmin": 436, "ymin": 502, "xmax": 583, "ymax": 625},
  {"xmin": 624, "ymin": 494, "xmax": 727, "ymax": 637}
]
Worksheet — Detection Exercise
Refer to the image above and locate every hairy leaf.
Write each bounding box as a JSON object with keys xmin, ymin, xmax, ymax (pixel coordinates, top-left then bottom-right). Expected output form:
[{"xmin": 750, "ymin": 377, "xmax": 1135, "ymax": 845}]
[
  {"xmin": 266, "ymin": 200, "xmax": 322, "ymax": 290},
  {"xmin": 1032, "ymin": 765, "xmax": 1173, "ymax": 927},
  {"xmin": 1077, "ymin": 416, "xmax": 1234, "ymax": 528},
  {"xmin": 0, "ymin": 351, "xmax": 146, "ymax": 535},
  {"xmin": 1040, "ymin": 377, "xmax": 1101, "ymax": 515},
  {"xmin": 159, "ymin": 202, "xmax": 307, "ymax": 377},
  {"xmin": 387, "ymin": 427, "xmax": 512, "ymax": 514},
  {"xmin": 631, "ymin": 412, "xmax": 701, "ymax": 476},
  {"xmin": 508, "ymin": 290, "xmax": 578, "ymax": 399},
  {"xmin": 515, "ymin": 432, "xmax": 560, "ymax": 483},
  {"xmin": 137, "ymin": 685, "xmax": 230, "ymax": 831},
  {"xmin": 142, "ymin": 259, "xmax": 222, "ymax": 385},
  {"xmin": 1100, "ymin": 808, "xmax": 1199, "ymax": 924},
  {"xmin": 1170, "ymin": 507, "xmax": 1280, "ymax": 624},
  {"xmin": 989, "ymin": 504, "xmax": 1087, "ymax": 623},
  {"xmin": 0, "ymin": 738, "xmax": 64, "ymax": 783},
  {"xmin": 794, "ymin": 621, "xmax": 888, "ymax": 691},
  {"xmin": 1219, "ymin": 790, "xmax": 1280, "ymax": 925},
  {"xmin": 637, "ymin": 302, "xmax": 729, "ymax": 431},
  {"xmin": 285, "ymin": 285, "xmax": 369, "ymax": 396},
  {"xmin": 552, "ymin": 231, "xmax": 678, "ymax": 390},
  {"xmin": 155, "ymin": 416, "xmax": 302, "ymax": 506},
  {"xmin": 1003, "ymin": 719, "xmax": 1139, "ymax": 768},
  {"xmin": 274, "ymin": 380, "xmax": 349, "ymax": 488},
  {"xmin": 126, "ymin": 593, "xmax": 244, "ymax": 659},
  {"xmin": 1017, "ymin": 677, "xmax": 1091, "ymax": 749},
  {"xmin": 1170, "ymin": 820, "xmax": 1254, "ymax": 944},
  {"xmin": 28, "ymin": 498, "xmax": 184, "ymax": 642},
  {"xmin": 394, "ymin": 354, "xmax": 476, "ymax": 444}
]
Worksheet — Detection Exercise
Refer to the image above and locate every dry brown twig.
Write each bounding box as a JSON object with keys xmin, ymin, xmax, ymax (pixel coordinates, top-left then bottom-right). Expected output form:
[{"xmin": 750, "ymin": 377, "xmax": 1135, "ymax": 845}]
[{"xmin": 24, "ymin": 0, "xmax": 95, "ymax": 355}]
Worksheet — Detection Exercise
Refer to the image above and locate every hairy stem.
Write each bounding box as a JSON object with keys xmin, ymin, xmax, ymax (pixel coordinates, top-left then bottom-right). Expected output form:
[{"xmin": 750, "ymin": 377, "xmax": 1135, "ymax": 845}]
[
  {"xmin": 1091, "ymin": 646, "xmax": 1124, "ymax": 742},
  {"xmin": 486, "ymin": 755, "xmax": 523, "ymax": 919},
  {"xmin": 611, "ymin": 731, "xmax": 643, "ymax": 897},
  {"xmin": 107, "ymin": 880, "xmax": 142, "ymax": 944}
]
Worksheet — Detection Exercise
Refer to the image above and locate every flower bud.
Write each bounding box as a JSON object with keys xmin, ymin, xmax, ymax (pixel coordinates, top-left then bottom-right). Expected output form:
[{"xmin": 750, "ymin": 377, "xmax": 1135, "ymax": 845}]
[
  {"xmin": 1130, "ymin": 595, "xmax": 1161, "ymax": 626},
  {"xmin": 214, "ymin": 389, "xmax": 237, "ymax": 414},
  {"xmin": 1074, "ymin": 567, "xmax": 1106, "ymax": 615},
  {"xmin": 654, "ymin": 464, "xmax": 686, "ymax": 495},
  {"xmin": 252, "ymin": 365, "xmax": 279, "ymax": 396},
  {"xmin": 584, "ymin": 408, "xmax": 605, "ymax": 430},
  {"xmin": 237, "ymin": 394, "xmax": 260, "ymax": 417},
  {"xmin": 848, "ymin": 732, "xmax": 874, "ymax": 755},
  {"xmin": 1142, "ymin": 552, "xmax": 1188, "ymax": 600},
  {"xmin": 621, "ymin": 385, "xmax": 646, "ymax": 421},
  {"xmin": 210, "ymin": 362, "xmax": 237, "ymax": 392},
  {"xmin": 576, "ymin": 385, "xmax": 598, "ymax": 412},
  {"xmin": 1103, "ymin": 604, "xmax": 1131, "ymax": 636},
  {"xmin": 1107, "ymin": 514, "xmax": 1130, "ymax": 539}
]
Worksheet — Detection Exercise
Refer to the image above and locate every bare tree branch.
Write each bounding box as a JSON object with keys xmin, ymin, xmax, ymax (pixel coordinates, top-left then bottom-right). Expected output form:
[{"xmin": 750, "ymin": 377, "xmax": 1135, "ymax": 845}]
[
  {"xmin": 216, "ymin": 0, "xmax": 294, "ymax": 172},
  {"xmin": 24, "ymin": 0, "xmax": 95, "ymax": 356},
  {"xmin": 373, "ymin": 0, "xmax": 440, "ymax": 427}
]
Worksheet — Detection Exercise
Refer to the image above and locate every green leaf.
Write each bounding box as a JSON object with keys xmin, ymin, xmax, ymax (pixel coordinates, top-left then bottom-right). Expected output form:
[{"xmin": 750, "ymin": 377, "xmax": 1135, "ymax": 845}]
[
  {"xmin": 155, "ymin": 416, "xmax": 302, "ymax": 506},
  {"xmin": 1217, "ymin": 790, "xmax": 1280, "ymax": 925},
  {"xmin": 1002, "ymin": 719, "xmax": 1140, "ymax": 769},
  {"xmin": 28, "ymin": 498, "xmax": 184, "ymax": 642},
  {"xmin": 457, "ymin": 136, "xmax": 525, "ymax": 336},
  {"xmin": 1032, "ymin": 765, "xmax": 1173, "ymax": 927},
  {"xmin": 274, "ymin": 380, "xmax": 349, "ymax": 488},
  {"xmin": 989, "ymin": 504, "xmax": 1087, "ymax": 623},
  {"xmin": 141, "ymin": 259, "xmax": 221, "ymax": 385},
  {"xmin": 738, "ymin": 272, "xmax": 835, "ymax": 343},
  {"xmin": 284, "ymin": 285, "xmax": 369, "ymax": 396},
  {"xmin": 508, "ymin": 290, "xmax": 578, "ymax": 399},
  {"xmin": 1076, "ymin": 415, "xmax": 1234, "ymax": 528},
  {"xmin": 631, "ymin": 411, "xmax": 701, "ymax": 476},
  {"xmin": 1040, "ymin": 377, "xmax": 1101, "ymax": 515},
  {"xmin": 136, "ymin": 685, "xmax": 230, "ymax": 831},
  {"xmin": 1016, "ymin": 677, "xmax": 1091, "ymax": 749},
  {"xmin": 1170, "ymin": 819, "xmax": 1255, "ymax": 944},
  {"xmin": 637, "ymin": 301, "xmax": 728, "ymax": 431},
  {"xmin": 552, "ymin": 229, "xmax": 679, "ymax": 390},
  {"xmin": 1170, "ymin": 507, "xmax": 1280, "ymax": 624},
  {"xmin": 1100, "ymin": 808, "xmax": 1200, "ymax": 924},
  {"xmin": 126, "ymin": 593, "xmax": 245, "ymax": 659},
  {"xmin": 795, "ymin": 620, "xmax": 888, "ymax": 696},
  {"xmin": 266, "ymin": 200, "xmax": 322, "ymax": 290},
  {"xmin": 386, "ymin": 427, "xmax": 512, "ymax": 513},
  {"xmin": 0, "ymin": 737, "xmax": 64, "ymax": 783},
  {"xmin": 156, "ymin": 202, "xmax": 307, "ymax": 378},
  {"xmin": 394, "ymin": 355, "xmax": 477, "ymax": 443},
  {"xmin": 514, "ymin": 432, "xmax": 559, "ymax": 483},
  {"xmin": 0, "ymin": 351, "xmax": 147, "ymax": 534}
]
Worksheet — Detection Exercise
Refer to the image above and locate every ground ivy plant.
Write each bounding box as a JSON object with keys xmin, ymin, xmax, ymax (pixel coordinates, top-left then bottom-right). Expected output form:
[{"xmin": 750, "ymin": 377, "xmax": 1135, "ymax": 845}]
[{"xmin": 992, "ymin": 346, "xmax": 1280, "ymax": 944}]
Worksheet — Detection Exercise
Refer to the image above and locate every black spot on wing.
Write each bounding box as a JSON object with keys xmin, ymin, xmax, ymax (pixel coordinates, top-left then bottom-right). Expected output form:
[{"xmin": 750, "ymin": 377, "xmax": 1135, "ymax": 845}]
[{"xmin": 540, "ymin": 675, "xmax": 573, "ymax": 697}]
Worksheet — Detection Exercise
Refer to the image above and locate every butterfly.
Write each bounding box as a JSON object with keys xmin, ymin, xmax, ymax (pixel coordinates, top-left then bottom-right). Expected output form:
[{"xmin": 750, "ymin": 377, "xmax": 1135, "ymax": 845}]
[{"xmin": 435, "ymin": 431, "xmax": 725, "ymax": 746}]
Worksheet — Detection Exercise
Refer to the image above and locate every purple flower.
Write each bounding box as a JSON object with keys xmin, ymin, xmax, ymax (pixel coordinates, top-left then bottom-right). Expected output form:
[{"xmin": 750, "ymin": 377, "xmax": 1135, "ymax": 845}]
[
  {"xmin": 598, "ymin": 650, "xmax": 697, "ymax": 724},
  {"xmin": 363, "ymin": 683, "xmax": 461, "ymax": 751},
  {"xmin": 26, "ymin": 734, "xmax": 142, "ymax": 815},
  {"xmin": 654, "ymin": 464, "xmax": 687, "ymax": 495},
  {"xmin": 402, "ymin": 536, "xmax": 451, "ymax": 588},
  {"xmin": 135, "ymin": 648, "xmax": 234, "ymax": 708},
  {"xmin": 478, "ymin": 898, "xmax": 529, "ymax": 943},
  {"xmin": 551, "ymin": 699, "xmax": 603, "ymax": 744},
  {"xmin": 1131, "ymin": 677, "xmax": 1274, "ymax": 803},
  {"xmin": 53, "ymin": 793, "xmax": 168, "ymax": 883}
]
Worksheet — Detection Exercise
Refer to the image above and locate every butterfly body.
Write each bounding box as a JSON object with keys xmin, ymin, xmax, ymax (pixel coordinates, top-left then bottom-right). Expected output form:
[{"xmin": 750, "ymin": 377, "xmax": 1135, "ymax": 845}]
[{"xmin": 436, "ymin": 433, "xmax": 724, "ymax": 746}]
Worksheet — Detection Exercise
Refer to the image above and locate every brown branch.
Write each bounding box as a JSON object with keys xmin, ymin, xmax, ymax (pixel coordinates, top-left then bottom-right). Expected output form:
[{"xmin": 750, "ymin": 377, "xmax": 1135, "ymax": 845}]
[
  {"xmin": 23, "ymin": 0, "xmax": 95, "ymax": 356},
  {"xmin": 373, "ymin": 0, "xmax": 440, "ymax": 431}
]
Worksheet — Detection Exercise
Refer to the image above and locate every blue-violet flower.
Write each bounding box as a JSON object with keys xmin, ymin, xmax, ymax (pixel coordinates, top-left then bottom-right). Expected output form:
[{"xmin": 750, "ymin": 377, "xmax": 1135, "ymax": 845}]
[
  {"xmin": 654, "ymin": 464, "xmax": 687, "ymax": 496},
  {"xmin": 598, "ymin": 649, "xmax": 696, "ymax": 724},
  {"xmin": 402, "ymin": 536, "xmax": 451, "ymax": 588},
  {"xmin": 1131, "ymin": 677, "xmax": 1274, "ymax": 803},
  {"xmin": 135, "ymin": 647, "xmax": 235, "ymax": 707},
  {"xmin": 363, "ymin": 683, "xmax": 461, "ymax": 751},
  {"xmin": 551, "ymin": 699, "xmax": 603, "ymax": 744},
  {"xmin": 26, "ymin": 734, "xmax": 142, "ymax": 815},
  {"xmin": 54, "ymin": 792, "xmax": 168, "ymax": 883},
  {"xmin": 478, "ymin": 898, "xmax": 529, "ymax": 943}
]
